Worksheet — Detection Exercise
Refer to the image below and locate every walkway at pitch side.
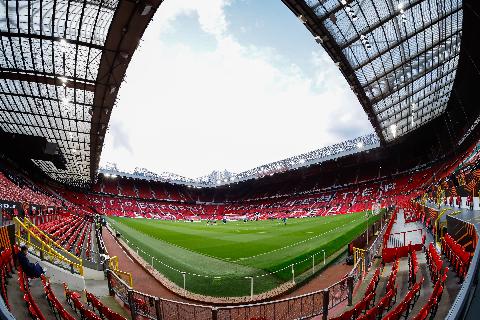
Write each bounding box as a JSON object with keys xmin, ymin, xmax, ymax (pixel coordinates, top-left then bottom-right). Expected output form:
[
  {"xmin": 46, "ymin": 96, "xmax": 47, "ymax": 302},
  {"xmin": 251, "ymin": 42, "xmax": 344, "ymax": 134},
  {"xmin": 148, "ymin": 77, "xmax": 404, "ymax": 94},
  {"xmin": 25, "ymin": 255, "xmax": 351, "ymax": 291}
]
[{"xmin": 102, "ymin": 226, "xmax": 188, "ymax": 301}]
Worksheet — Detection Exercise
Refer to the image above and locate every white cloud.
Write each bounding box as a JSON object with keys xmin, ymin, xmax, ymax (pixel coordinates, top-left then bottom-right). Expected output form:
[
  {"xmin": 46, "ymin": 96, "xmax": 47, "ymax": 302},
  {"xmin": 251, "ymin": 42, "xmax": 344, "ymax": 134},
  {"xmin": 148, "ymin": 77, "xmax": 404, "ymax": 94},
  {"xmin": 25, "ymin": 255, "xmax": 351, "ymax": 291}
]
[
  {"xmin": 100, "ymin": 2, "xmax": 373, "ymax": 178},
  {"xmin": 154, "ymin": 0, "xmax": 231, "ymax": 38}
]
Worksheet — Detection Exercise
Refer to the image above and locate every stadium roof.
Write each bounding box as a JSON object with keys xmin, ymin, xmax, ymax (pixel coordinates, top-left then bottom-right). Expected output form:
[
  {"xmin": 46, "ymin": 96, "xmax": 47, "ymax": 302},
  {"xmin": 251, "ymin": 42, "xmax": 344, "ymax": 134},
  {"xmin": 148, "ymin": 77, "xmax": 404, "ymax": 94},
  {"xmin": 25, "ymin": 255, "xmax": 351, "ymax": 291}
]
[
  {"xmin": 0, "ymin": 0, "xmax": 161, "ymax": 186},
  {"xmin": 99, "ymin": 133, "xmax": 381, "ymax": 187},
  {"xmin": 0, "ymin": 0, "xmax": 467, "ymax": 186},
  {"xmin": 282, "ymin": 0, "xmax": 463, "ymax": 142}
]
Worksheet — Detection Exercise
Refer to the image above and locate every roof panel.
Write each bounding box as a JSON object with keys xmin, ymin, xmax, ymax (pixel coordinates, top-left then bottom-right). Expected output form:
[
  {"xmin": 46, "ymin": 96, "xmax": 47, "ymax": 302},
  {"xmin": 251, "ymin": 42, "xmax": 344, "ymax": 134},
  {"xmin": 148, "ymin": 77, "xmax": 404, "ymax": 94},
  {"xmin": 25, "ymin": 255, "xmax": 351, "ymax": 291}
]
[
  {"xmin": 0, "ymin": 0, "xmax": 123, "ymax": 185},
  {"xmin": 1, "ymin": 0, "xmax": 116, "ymax": 45},
  {"xmin": 2, "ymin": 0, "xmax": 161, "ymax": 185}
]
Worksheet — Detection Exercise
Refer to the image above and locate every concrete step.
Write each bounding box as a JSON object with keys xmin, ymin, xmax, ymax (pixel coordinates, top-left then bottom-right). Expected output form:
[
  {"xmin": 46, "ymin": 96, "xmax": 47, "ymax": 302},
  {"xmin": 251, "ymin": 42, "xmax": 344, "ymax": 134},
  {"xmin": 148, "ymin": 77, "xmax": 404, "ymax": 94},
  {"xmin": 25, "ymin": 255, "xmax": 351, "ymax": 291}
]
[
  {"xmin": 6, "ymin": 271, "xmax": 30, "ymax": 320},
  {"xmin": 6, "ymin": 274, "xmax": 57, "ymax": 320},
  {"xmin": 50, "ymin": 283, "xmax": 83, "ymax": 320}
]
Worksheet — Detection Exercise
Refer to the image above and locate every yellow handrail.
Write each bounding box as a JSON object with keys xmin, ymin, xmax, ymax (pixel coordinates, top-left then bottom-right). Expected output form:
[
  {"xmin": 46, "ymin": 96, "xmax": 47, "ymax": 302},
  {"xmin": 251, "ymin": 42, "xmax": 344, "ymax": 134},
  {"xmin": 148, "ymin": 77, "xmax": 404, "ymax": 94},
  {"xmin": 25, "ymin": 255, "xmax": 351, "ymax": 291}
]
[
  {"xmin": 353, "ymin": 247, "xmax": 367, "ymax": 275},
  {"xmin": 109, "ymin": 256, "xmax": 119, "ymax": 270},
  {"xmin": 448, "ymin": 210, "xmax": 462, "ymax": 217},
  {"xmin": 434, "ymin": 208, "xmax": 452, "ymax": 244},
  {"xmin": 109, "ymin": 256, "xmax": 133, "ymax": 287},
  {"xmin": 14, "ymin": 217, "xmax": 84, "ymax": 275},
  {"xmin": 22, "ymin": 217, "xmax": 82, "ymax": 263}
]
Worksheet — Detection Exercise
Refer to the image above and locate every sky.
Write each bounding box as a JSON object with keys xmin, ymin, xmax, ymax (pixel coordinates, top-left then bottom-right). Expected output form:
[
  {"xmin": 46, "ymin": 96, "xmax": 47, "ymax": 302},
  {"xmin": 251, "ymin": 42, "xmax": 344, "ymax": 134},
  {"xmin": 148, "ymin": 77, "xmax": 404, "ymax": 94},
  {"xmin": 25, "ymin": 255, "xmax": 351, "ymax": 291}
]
[{"xmin": 99, "ymin": 0, "xmax": 374, "ymax": 179}]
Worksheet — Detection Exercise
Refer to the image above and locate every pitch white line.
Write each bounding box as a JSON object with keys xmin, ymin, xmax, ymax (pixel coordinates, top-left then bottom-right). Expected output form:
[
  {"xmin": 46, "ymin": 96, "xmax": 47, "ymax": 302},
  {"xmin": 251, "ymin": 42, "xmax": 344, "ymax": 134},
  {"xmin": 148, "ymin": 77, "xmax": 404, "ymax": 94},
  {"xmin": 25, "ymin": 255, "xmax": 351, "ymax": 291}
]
[{"xmin": 231, "ymin": 217, "xmax": 363, "ymax": 262}]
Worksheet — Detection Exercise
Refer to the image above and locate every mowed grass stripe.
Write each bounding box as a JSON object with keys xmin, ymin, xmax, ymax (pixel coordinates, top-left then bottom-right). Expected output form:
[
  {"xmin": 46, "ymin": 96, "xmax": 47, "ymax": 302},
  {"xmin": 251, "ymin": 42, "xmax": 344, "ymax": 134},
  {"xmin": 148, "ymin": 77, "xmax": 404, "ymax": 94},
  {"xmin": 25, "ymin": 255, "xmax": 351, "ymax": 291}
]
[{"xmin": 108, "ymin": 212, "xmax": 380, "ymax": 296}]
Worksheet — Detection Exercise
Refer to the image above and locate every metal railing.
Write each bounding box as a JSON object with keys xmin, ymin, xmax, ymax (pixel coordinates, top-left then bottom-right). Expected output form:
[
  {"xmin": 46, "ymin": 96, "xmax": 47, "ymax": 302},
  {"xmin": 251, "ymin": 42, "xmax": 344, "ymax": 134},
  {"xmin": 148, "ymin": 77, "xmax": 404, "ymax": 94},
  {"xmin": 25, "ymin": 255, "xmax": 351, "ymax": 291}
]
[
  {"xmin": 328, "ymin": 277, "xmax": 350, "ymax": 310},
  {"xmin": 109, "ymin": 256, "xmax": 133, "ymax": 287},
  {"xmin": 106, "ymin": 264, "xmax": 358, "ymax": 320},
  {"xmin": 217, "ymin": 289, "xmax": 326, "ymax": 320},
  {"xmin": 22, "ymin": 217, "xmax": 83, "ymax": 266},
  {"xmin": 160, "ymin": 300, "xmax": 213, "ymax": 320},
  {"xmin": 107, "ymin": 270, "xmax": 131, "ymax": 306},
  {"xmin": 365, "ymin": 217, "xmax": 389, "ymax": 268},
  {"xmin": 348, "ymin": 258, "xmax": 363, "ymax": 286},
  {"xmin": 14, "ymin": 217, "xmax": 83, "ymax": 275}
]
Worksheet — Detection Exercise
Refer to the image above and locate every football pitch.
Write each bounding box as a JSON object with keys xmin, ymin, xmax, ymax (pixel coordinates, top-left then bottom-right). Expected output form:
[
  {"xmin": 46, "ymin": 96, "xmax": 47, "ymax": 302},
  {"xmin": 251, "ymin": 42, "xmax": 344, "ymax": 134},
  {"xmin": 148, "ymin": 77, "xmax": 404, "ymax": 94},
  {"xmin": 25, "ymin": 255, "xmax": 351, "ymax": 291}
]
[{"xmin": 108, "ymin": 211, "xmax": 380, "ymax": 297}]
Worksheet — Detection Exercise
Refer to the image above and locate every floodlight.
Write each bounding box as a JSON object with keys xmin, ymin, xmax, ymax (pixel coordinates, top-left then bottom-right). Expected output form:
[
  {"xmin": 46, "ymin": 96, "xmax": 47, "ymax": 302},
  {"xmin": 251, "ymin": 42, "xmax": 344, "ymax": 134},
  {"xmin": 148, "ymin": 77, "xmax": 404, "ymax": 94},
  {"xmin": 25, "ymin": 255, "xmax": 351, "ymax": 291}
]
[
  {"xmin": 59, "ymin": 39, "xmax": 68, "ymax": 52},
  {"xmin": 58, "ymin": 76, "xmax": 68, "ymax": 85},
  {"xmin": 389, "ymin": 124, "xmax": 397, "ymax": 138}
]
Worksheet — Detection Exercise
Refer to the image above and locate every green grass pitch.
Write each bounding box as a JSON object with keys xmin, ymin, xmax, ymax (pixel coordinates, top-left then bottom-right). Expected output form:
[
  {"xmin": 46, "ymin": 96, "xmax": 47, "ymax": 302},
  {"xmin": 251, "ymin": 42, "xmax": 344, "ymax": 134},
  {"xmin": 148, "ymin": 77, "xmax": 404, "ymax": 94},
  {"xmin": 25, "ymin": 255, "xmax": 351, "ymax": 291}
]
[{"xmin": 108, "ymin": 211, "xmax": 379, "ymax": 297}]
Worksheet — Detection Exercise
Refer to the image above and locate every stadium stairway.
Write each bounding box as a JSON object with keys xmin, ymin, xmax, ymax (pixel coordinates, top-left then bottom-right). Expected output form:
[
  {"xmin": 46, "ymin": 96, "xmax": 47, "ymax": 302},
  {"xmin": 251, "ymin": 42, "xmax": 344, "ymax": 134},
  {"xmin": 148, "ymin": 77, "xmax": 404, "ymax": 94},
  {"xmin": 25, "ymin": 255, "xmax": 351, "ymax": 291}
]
[
  {"xmin": 8, "ymin": 276, "xmax": 80, "ymax": 319},
  {"xmin": 341, "ymin": 209, "xmax": 462, "ymax": 319},
  {"xmin": 6, "ymin": 271, "xmax": 130, "ymax": 320}
]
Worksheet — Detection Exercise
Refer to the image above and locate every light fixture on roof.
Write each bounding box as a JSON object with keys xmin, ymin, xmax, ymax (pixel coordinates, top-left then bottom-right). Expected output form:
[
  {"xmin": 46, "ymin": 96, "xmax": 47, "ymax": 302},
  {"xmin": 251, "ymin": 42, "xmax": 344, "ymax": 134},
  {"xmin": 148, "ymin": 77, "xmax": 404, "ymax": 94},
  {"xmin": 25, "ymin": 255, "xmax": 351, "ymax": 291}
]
[
  {"xmin": 342, "ymin": 1, "xmax": 357, "ymax": 22},
  {"xmin": 59, "ymin": 39, "xmax": 68, "ymax": 53},
  {"xmin": 357, "ymin": 141, "xmax": 364, "ymax": 149},
  {"xmin": 58, "ymin": 76, "xmax": 68, "ymax": 86},
  {"xmin": 314, "ymin": 36, "xmax": 323, "ymax": 44},
  {"xmin": 298, "ymin": 15, "xmax": 307, "ymax": 23},
  {"xmin": 360, "ymin": 34, "xmax": 371, "ymax": 50},
  {"xmin": 397, "ymin": 3, "xmax": 407, "ymax": 24},
  {"xmin": 389, "ymin": 124, "xmax": 397, "ymax": 138}
]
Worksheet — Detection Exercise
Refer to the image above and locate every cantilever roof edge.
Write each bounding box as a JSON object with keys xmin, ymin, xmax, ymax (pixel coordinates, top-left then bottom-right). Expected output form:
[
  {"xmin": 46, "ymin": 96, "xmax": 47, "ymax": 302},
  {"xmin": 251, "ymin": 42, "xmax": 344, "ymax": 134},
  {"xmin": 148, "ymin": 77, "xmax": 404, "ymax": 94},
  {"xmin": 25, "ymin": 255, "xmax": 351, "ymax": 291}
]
[{"xmin": 281, "ymin": 0, "xmax": 463, "ymax": 143}]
